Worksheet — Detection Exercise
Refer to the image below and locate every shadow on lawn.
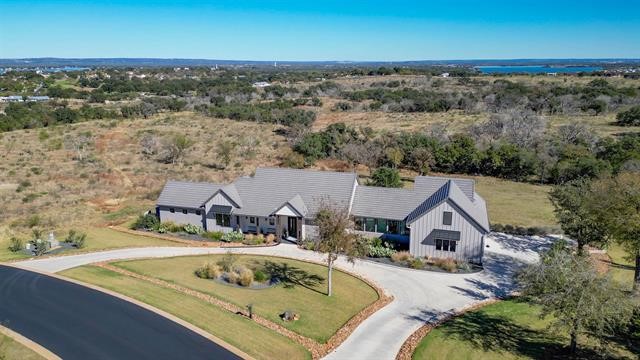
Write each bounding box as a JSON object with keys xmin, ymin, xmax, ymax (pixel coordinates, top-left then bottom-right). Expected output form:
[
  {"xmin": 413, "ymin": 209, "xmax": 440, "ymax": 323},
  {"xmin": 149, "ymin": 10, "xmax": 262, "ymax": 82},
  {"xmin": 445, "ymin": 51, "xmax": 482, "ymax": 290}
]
[
  {"xmin": 260, "ymin": 261, "xmax": 325, "ymax": 294},
  {"xmin": 439, "ymin": 310, "xmax": 618, "ymax": 359}
]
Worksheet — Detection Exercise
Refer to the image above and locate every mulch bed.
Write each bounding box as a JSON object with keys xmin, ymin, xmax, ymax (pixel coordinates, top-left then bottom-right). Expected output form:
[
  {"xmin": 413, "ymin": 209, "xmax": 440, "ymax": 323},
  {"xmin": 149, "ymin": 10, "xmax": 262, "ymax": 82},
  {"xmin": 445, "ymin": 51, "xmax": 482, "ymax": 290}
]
[{"xmin": 110, "ymin": 226, "xmax": 278, "ymax": 248}]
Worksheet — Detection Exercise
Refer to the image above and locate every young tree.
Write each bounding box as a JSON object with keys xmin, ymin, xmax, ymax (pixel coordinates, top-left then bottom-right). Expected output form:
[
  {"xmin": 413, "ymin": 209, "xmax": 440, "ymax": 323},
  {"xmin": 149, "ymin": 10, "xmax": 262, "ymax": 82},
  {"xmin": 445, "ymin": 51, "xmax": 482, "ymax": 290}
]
[
  {"xmin": 588, "ymin": 172, "xmax": 640, "ymax": 292},
  {"xmin": 549, "ymin": 178, "xmax": 608, "ymax": 253},
  {"xmin": 369, "ymin": 167, "xmax": 402, "ymax": 188},
  {"xmin": 64, "ymin": 132, "xmax": 93, "ymax": 163},
  {"xmin": 312, "ymin": 200, "xmax": 365, "ymax": 296},
  {"xmin": 217, "ymin": 140, "xmax": 236, "ymax": 168},
  {"xmin": 517, "ymin": 241, "xmax": 634, "ymax": 354}
]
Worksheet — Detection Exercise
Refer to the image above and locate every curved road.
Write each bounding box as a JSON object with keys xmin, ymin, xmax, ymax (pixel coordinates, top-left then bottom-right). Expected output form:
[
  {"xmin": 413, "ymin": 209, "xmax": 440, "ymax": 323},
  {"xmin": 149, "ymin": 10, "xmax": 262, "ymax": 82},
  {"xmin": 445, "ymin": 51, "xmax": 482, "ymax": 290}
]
[
  {"xmin": 0, "ymin": 265, "xmax": 241, "ymax": 360},
  {"xmin": 13, "ymin": 233, "xmax": 554, "ymax": 359}
]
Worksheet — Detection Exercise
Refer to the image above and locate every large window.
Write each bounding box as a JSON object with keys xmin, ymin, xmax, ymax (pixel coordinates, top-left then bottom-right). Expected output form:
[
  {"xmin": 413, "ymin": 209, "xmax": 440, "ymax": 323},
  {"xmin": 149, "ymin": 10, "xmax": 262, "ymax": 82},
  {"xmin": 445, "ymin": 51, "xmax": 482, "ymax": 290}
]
[
  {"xmin": 443, "ymin": 211, "xmax": 453, "ymax": 225},
  {"xmin": 216, "ymin": 213, "xmax": 231, "ymax": 227},
  {"xmin": 435, "ymin": 238, "xmax": 457, "ymax": 252},
  {"xmin": 377, "ymin": 219, "xmax": 388, "ymax": 233},
  {"xmin": 364, "ymin": 218, "xmax": 376, "ymax": 232}
]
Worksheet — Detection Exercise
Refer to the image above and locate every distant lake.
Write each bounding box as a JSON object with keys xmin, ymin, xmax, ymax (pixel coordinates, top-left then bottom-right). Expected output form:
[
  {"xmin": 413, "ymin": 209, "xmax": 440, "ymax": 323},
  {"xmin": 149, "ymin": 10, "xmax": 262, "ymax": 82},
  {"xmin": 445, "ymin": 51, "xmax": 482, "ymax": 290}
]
[{"xmin": 477, "ymin": 65, "xmax": 603, "ymax": 74}]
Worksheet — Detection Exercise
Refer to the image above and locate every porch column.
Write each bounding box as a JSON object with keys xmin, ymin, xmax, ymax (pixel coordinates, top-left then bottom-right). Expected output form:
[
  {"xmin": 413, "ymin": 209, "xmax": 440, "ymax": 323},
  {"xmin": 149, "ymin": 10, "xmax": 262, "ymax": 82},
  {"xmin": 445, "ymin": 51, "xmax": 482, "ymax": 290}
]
[{"xmin": 276, "ymin": 216, "xmax": 283, "ymax": 240}]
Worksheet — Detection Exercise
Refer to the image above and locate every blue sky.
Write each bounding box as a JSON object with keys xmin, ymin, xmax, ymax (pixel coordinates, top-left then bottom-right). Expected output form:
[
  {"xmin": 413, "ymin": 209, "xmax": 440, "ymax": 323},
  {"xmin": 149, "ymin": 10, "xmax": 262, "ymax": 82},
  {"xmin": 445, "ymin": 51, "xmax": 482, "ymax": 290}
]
[{"xmin": 1, "ymin": 0, "xmax": 639, "ymax": 60}]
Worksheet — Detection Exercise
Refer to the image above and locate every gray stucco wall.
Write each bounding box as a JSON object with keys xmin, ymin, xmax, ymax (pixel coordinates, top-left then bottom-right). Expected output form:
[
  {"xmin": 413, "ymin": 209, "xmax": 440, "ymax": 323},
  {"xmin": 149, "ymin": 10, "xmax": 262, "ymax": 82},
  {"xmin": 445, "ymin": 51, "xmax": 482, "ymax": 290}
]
[
  {"xmin": 157, "ymin": 206, "xmax": 204, "ymax": 228},
  {"xmin": 408, "ymin": 201, "xmax": 484, "ymax": 263}
]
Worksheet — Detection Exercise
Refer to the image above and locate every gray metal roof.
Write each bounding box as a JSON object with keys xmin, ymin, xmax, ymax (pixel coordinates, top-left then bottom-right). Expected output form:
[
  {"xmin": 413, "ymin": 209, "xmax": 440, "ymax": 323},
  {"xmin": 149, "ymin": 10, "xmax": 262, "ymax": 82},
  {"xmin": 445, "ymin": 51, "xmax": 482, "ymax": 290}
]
[
  {"xmin": 156, "ymin": 168, "xmax": 488, "ymax": 231},
  {"xmin": 232, "ymin": 168, "xmax": 357, "ymax": 218},
  {"xmin": 156, "ymin": 180, "xmax": 221, "ymax": 208},
  {"xmin": 414, "ymin": 176, "xmax": 475, "ymax": 201},
  {"xmin": 406, "ymin": 180, "xmax": 489, "ymax": 232},
  {"xmin": 351, "ymin": 186, "xmax": 425, "ymax": 221}
]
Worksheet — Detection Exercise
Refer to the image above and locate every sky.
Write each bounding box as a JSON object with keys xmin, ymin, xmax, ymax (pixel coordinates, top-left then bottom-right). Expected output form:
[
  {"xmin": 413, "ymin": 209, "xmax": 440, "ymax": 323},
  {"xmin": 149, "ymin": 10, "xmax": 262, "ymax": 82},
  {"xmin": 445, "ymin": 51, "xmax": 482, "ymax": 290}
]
[{"xmin": 1, "ymin": 0, "xmax": 639, "ymax": 61}]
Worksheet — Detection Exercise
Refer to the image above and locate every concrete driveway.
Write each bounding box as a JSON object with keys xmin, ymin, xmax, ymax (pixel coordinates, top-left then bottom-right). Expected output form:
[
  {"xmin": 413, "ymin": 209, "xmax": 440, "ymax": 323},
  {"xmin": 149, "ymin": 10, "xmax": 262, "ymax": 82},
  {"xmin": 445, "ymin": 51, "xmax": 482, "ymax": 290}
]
[{"xmin": 14, "ymin": 233, "xmax": 555, "ymax": 360}]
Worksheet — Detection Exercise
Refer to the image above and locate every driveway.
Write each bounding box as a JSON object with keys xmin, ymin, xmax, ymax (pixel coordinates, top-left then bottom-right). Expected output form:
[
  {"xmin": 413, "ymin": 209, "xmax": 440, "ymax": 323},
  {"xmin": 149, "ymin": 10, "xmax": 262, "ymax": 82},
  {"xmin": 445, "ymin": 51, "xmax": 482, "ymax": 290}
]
[
  {"xmin": 0, "ymin": 265, "xmax": 242, "ymax": 360},
  {"xmin": 14, "ymin": 233, "xmax": 555, "ymax": 360}
]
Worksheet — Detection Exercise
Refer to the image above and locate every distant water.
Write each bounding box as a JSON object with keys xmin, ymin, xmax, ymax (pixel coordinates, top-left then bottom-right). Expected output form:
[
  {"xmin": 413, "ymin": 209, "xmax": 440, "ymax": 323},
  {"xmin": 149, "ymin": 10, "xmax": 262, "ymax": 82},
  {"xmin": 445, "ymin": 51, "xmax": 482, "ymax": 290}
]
[{"xmin": 477, "ymin": 65, "xmax": 603, "ymax": 74}]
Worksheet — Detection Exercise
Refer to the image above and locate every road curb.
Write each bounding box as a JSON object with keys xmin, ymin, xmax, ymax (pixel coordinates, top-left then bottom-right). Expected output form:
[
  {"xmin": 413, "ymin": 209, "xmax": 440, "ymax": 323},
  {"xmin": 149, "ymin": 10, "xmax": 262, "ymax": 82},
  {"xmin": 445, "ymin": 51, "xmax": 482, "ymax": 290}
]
[
  {"xmin": 0, "ymin": 324, "xmax": 62, "ymax": 360},
  {"xmin": 3, "ymin": 263, "xmax": 253, "ymax": 360}
]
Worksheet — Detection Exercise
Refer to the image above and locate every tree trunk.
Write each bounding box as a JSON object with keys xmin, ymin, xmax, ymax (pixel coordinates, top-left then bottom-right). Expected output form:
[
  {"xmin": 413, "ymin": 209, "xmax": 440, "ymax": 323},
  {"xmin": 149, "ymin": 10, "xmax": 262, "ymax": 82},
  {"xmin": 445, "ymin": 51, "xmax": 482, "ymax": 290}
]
[
  {"xmin": 634, "ymin": 250, "xmax": 640, "ymax": 294},
  {"xmin": 569, "ymin": 331, "xmax": 578, "ymax": 355},
  {"xmin": 327, "ymin": 258, "xmax": 333, "ymax": 297}
]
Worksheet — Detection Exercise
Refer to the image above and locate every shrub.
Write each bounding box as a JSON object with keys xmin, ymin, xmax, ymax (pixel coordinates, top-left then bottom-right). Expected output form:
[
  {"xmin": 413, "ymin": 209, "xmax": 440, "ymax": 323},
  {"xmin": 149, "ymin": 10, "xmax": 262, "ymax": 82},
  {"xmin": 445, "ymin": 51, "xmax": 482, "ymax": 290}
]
[
  {"xmin": 195, "ymin": 263, "xmax": 221, "ymax": 279},
  {"xmin": 283, "ymin": 152, "xmax": 306, "ymax": 169},
  {"xmin": 243, "ymin": 234, "xmax": 265, "ymax": 245},
  {"xmin": 65, "ymin": 229, "xmax": 87, "ymax": 248},
  {"xmin": 433, "ymin": 258, "xmax": 457, "ymax": 272},
  {"xmin": 183, "ymin": 223, "xmax": 204, "ymax": 235},
  {"xmin": 408, "ymin": 257, "xmax": 424, "ymax": 269},
  {"xmin": 131, "ymin": 213, "xmax": 159, "ymax": 230},
  {"xmin": 225, "ymin": 271, "xmax": 239, "ymax": 284},
  {"xmin": 265, "ymin": 234, "xmax": 276, "ymax": 244},
  {"xmin": 616, "ymin": 105, "xmax": 640, "ymax": 126},
  {"xmin": 8, "ymin": 237, "xmax": 23, "ymax": 252},
  {"xmin": 236, "ymin": 266, "xmax": 254, "ymax": 287},
  {"xmin": 391, "ymin": 251, "xmax": 412, "ymax": 263},
  {"xmin": 367, "ymin": 243, "xmax": 397, "ymax": 257},
  {"xmin": 203, "ymin": 231, "xmax": 224, "ymax": 241},
  {"xmin": 300, "ymin": 240, "xmax": 315, "ymax": 250},
  {"xmin": 221, "ymin": 231, "xmax": 244, "ymax": 243},
  {"xmin": 457, "ymin": 262, "xmax": 472, "ymax": 272},
  {"xmin": 253, "ymin": 269, "xmax": 268, "ymax": 282},
  {"xmin": 217, "ymin": 252, "xmax": 237, "ymax": 272},
  {"xmin": 164, "ymin": 221, "xmax": 183, "ymax": 233}
]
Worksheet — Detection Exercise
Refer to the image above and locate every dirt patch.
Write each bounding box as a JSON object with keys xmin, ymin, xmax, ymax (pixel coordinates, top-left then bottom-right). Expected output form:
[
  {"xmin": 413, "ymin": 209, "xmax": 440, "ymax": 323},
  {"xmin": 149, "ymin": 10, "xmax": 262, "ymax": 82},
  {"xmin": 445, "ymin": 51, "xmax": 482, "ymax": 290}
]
[{"xmin": 0, "ymin": 183, "xmax": 18, "ymax": 191}]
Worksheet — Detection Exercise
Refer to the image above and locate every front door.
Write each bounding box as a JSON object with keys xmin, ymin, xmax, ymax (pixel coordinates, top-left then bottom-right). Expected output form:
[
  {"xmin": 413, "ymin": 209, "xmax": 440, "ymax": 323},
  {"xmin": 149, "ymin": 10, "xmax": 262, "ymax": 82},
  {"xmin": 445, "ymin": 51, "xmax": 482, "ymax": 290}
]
[{"xmin": 287, "ymin": 217, "xmax": 297, "ymax": 239}]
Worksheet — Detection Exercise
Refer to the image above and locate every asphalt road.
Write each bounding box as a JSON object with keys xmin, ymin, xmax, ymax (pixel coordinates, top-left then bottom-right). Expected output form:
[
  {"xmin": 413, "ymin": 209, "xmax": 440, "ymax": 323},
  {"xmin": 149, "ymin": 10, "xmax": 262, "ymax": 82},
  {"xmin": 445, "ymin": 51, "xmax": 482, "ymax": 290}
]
[{"xmin": 0, "ymin": 265, "xmax": 241, "ymax": 360}]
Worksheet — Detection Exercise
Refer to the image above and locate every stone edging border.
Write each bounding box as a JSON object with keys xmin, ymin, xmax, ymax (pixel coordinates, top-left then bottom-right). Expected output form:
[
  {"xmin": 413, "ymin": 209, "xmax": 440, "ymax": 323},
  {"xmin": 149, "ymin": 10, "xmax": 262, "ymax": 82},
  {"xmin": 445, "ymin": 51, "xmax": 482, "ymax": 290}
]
[
  {"xmin": 394, "ymin": 298, "xmax": 504, "ymax": 360},
  {"xmin": 3, "ymin": 263, "xmax": 253, "ymax": 360},
  {"xmin": 0, "ymin": 324, "xmax": 62, "ymax": 360},
  {"xmin": 95, "ymin": 254, "xmax": 393, "ymax": 360}
]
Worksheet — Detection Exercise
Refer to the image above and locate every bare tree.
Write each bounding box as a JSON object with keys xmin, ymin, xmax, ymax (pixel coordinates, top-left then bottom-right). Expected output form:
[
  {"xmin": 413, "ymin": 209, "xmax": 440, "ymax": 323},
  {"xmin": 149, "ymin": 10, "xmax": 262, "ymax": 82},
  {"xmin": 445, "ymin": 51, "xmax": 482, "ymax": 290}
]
[
  {"xmin": 64, "ymin": 132, "xmax": 93, "ymax": 163},
  {"xmin": 556, "ymin": 122, "xmax": 599, "ymax": 149},
  {"xmin": 158, "ymin": 134, "xmax": 193, "ymax": 164},
  {"xmin": 471, "ymin": 110, "xmax": 547, "ymax": 148},
  {"xmin": 139, "ymin": 134, "xmax": 160, "ymax": 157}
]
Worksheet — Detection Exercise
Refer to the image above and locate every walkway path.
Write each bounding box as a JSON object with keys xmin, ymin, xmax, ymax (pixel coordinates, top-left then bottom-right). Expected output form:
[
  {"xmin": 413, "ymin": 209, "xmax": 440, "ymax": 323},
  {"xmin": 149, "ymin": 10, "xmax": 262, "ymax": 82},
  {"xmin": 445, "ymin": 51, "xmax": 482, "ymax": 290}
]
[{"xmin": 14, "ymin": 233, "xmax": 554, "ymax": 360}]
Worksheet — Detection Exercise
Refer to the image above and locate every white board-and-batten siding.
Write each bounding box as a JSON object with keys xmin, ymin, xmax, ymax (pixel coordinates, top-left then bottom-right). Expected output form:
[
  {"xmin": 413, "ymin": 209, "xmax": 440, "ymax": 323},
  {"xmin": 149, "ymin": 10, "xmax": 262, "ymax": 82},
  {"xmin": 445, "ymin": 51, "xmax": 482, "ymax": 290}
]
[{"xmin": 409, "ymin": 201, "xmax": 484, "ymax": 263}]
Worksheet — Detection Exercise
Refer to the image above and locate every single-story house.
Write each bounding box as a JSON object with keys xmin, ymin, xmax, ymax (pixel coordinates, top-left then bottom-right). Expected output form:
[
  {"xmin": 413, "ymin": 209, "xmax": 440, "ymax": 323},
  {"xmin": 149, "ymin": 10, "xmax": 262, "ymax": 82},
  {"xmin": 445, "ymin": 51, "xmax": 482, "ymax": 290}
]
[{"xmin": 156, "ymin": 167, "xmax": 490, "ymax": 263}]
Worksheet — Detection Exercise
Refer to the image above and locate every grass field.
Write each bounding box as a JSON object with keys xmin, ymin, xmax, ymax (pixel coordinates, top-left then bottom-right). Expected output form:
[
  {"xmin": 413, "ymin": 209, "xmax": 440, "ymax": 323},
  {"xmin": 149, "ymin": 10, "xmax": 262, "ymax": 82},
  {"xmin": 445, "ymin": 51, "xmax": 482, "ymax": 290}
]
[
  {"xmin": 0, "ymin": 333, "xmax": 44, "ymax": 360},
  {"xmin": 413, "ymin": 300, "xmax": 636, "ymax": 360},
  {"xmin": 60, "ymin": 265, "xmax": 311, "ymax": 360},
  {"xmin": 112, "ymin": 254, "xmax": 379, "ymax": 343},
  {"xmin": 473, "ymin": 177, "xmax": 557, "ymax": 229},
  {"xmin": 606, "ymin": 243, "xmax": 636, "ymax": 291},
  {"xmin": 0, "ymin": 227, "xmax": 179, "ymax": 262}
]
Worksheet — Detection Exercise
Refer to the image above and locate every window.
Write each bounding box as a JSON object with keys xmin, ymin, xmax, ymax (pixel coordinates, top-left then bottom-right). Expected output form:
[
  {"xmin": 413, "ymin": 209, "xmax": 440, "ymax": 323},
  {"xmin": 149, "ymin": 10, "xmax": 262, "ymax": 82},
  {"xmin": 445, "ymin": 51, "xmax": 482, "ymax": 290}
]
[
  {"xmin": 182, "ymin": 209, "xmax": 188, "ymax": 214},
  {"xmin": 435, "ymin": 238, "xmax": 457, "ymax": 252},
  {"xmin": 377, "ymin": 219, "xmax": 388, "ymax": 233},
  {"xmin": 268, "ymin": 217, "xmax": 275, "ymax": 226},
  {"xmin": 169, "ymin": 208, "xmax": 175, "ymax": 213},
  {"xmin": 216, "ymin": 213, "xmax": 231, "ymax": 227},
  {"xmin": 443, "ymin": 211, "xmax": 453, "ymax": 226},
  {"xmin": 364, "ymin": 218, "xmax": 376, "ymax": 232},
  {"xmin": 195, "ymin": 210, "xmax": 201, "ymax": 216},
  {"xmin": 354, "ymin": 217, "xmax": 364, "ymax": 231},
  {"xmin": 249, "ymin": 217, "xmax": 255, "ymax": 224}
]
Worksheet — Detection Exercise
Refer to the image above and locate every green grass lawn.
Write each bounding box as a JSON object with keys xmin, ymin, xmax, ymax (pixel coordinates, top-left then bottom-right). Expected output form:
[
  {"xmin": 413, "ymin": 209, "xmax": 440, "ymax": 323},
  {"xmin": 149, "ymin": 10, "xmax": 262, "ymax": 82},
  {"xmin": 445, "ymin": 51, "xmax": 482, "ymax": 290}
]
[
  {"xmin": 0, "ymin": 333, "xmax": 44, "ymax": 360},
  {"xmin": 474, "ymin": 176, "xmax": 557, "ymax": 229},
  {"xmin": 0, "ymin": 227, "xmax": 178, "ymax": 262},
  {"xmin": 60, "ymin": 265, "xmax": 310, "ymax": 360},
  {"xmin": 606, "ymin": 243, "xmax": 636, "ymax": 291},
  {"xmin": 112, "ymin": 254, "xmax": 379, "ymax": 343},
  {"xmin": 413, "ymin": 300, "xmax": 636, "ymax": 360}
]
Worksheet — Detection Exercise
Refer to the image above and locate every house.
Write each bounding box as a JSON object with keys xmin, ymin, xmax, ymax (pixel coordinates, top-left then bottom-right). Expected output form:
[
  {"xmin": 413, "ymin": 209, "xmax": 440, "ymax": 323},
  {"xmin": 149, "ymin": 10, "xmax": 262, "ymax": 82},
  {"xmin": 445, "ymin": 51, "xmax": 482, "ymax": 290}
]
[
  {"xmin": 156, "ymin": 168, "xmax": 490, "ymax": 263},
  {"xmin": 252, "ymin": 81, "xmax": 271, "ymax": 88}
]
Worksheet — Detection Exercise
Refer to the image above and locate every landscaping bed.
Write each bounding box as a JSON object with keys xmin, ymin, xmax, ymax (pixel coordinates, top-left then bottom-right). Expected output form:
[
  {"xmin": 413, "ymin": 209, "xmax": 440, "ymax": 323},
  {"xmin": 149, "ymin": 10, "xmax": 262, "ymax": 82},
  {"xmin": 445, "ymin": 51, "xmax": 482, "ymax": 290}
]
[{"xmin": 365, "ymin": 253, "xmax": 482, "ymax": 274}]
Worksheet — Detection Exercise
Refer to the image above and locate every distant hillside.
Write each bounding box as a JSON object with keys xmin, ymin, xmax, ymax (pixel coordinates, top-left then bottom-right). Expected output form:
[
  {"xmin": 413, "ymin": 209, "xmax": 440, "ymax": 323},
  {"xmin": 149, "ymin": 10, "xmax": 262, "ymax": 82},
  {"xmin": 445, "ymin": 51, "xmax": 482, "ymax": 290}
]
[{"xmin": 1, "ymin": 57, "xmax": 639, "ymax": 68}]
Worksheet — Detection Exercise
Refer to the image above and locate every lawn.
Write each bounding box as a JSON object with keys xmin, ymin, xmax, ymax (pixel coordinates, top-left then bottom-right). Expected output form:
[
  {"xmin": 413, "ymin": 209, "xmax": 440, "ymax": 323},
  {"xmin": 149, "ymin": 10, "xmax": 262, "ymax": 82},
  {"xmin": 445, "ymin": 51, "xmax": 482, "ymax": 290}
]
[
  {"xmin": 413, "ymin": 300, "xmax": 637, "ymax": 360},
  {"xmin": 473, "ymin": 176, "xmax": 557, "ymax": 229},
  {"xmin": 0, "ymin": 333, "xmax": 44, "ymax": 360},
  {"xmin": 606, "ymin": 243, "xmax": 636, "ymax": 291},
  {"xmin": 60, "ymin": 265, "xmax": 310, "ymax": 360},
  {"xmin": 0, "ymin": 227, "xmax": 179, "ymax": 262},
  {"xmin": 112, "ymin": 254, "xmax": 379, "ymax": 343}
]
